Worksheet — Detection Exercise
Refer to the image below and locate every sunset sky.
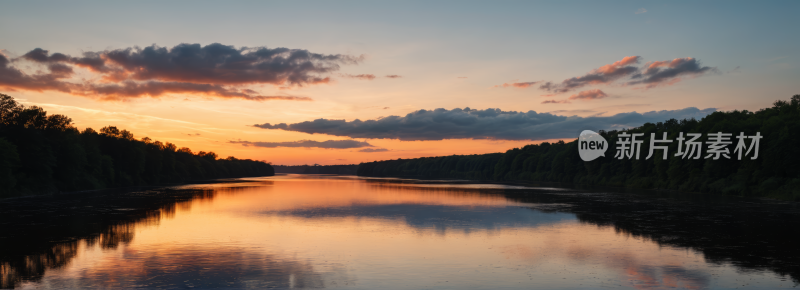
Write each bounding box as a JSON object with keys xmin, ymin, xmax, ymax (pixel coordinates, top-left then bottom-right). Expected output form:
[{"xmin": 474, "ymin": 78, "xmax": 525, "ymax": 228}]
[{"xmin": 1, "ymin": 1, "xmax": 798, "ymax": 165}]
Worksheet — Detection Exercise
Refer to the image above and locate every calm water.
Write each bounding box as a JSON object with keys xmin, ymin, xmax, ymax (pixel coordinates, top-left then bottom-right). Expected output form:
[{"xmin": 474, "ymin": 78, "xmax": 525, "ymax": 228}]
[{"xmin": 1, "ymin": 174, "xmax": 799, "ymax": 289}]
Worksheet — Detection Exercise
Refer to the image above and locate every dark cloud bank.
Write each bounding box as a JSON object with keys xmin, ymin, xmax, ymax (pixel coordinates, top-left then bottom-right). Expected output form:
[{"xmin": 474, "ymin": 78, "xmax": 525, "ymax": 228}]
[
  {"xmin": 2, "ymin": 43, "xmax": 364, "ymax": 100},
  {"xmin": 230, "ymin": 139, "xmax": 372, "ymax": 149},
  {"xmin": 254, "ymin": 107, "xmax": 716, "ymax": 141}
]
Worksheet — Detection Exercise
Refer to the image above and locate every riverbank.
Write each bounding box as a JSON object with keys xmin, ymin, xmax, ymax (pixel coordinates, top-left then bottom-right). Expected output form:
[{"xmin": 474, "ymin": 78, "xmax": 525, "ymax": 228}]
[{"xmin": 0, "ymin": 175, "xmax": 274, "ymax": 200}]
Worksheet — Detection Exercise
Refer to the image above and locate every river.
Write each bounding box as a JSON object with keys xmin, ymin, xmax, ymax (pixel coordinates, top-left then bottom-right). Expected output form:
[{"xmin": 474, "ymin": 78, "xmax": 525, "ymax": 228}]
[{"xmin": 1, "ymin": 174, "xmax": 798, "ymax": 289}]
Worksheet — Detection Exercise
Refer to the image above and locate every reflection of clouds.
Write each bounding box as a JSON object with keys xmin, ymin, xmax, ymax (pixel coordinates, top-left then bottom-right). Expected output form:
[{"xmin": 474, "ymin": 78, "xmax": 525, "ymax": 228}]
[
  {"xmin": 40, "ymin": 245, "xmax": 354, "ymax": 289},
  {"xmin": 499, "ymin": 224, "xmax": 711, "ymax": 290},
  {"xmin": 267, "ymin": 204, "xmax": 575, "ymax": 234},
  {"xmin": 660, "ymin": 266, "xmax": 709, "ymax": 290},
  {"xmin": 616, "ymin": 263, "xmax": 708, "ymax": 290}
]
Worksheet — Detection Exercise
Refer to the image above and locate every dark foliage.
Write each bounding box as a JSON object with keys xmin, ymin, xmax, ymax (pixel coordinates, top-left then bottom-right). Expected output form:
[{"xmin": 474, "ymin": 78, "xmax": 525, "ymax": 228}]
[
  {"xmin": 359, "ymin": 95, "xmax": 800, "ymax": 200},
  {"xmin": 0, "ymin": 94, "xmax": 273, "ymax": 197}
]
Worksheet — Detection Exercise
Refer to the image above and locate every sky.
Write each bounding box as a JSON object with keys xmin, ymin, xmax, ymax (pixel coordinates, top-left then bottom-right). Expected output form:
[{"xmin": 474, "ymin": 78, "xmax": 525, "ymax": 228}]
[{"xmin": 1, "ymin": 0, "xmax": 798, "ymax": 165}]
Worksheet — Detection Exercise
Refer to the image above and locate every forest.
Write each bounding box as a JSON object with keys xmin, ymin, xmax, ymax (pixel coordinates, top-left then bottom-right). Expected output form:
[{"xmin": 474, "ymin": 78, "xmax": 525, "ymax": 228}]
[
  {"xmin": 0, "ymin": 94, "xmax": 274, "ymax": 197},
  {"xmin": 358, "ymin": 95, "xmax": 800, "ymax": 200}
]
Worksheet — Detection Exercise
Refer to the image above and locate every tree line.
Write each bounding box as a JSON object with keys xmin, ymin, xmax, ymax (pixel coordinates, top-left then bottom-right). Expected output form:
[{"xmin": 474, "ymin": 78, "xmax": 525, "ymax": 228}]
[
  {"xmin": 358, "ymin": 95, "xmax": 800, "ymax": 200},
  {"xmin": 0, "ymin": 94, "xmax": 274, "ymax": 197}
]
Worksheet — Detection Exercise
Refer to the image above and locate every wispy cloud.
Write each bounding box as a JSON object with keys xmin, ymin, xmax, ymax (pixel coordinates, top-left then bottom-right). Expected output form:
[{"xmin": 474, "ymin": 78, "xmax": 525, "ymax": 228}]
[
  {"xmin": 628, "ymin": 57, "xmax": 718, "ymax": 88},
  {"xmin": 542, "ymin": 99, "xmax": 571, "ymax": 104},
  {"xmin": 358, "ymin": 148, "xmax": 388, "ymax": 152},
  {"xmin": 547, "ymin": 109, "xmax": 596, "ymax": 114},
  {"xmin": 535, "ymin": 56, "xmax": 716, "ymax": 94},
  {"xmin": 18, "ymin": 101, "xmax": 201, "ymax": 125},
  {"xmin": 493, "ymin": 81, "xmax": 540, "ymax": 89},
  {"xmin": 540, "ymin": 56, "xmax": 641, "ymax": 93},
  {"xmin": 635, "ymin": 8, "xmax": 647, "ymax": 14},
  {"xmin": 254, "ymin": 106, "xmax": 716, "ymax": 141},
  {"xmin": 340, "ymin": 74, "xmax": 376, "ymax": 80},
  {"xmin": 544, "ymin": 89, "xmax": 608, "ymax": 104},
  {"xmin": 569, "ymin": 89, "xmax": 608, "ymax": 100},
  {"xmin": 230, "ymin": 139, "xmax": 373, "ymax": 149},
  {"xmin": 385, "ymin": 75, "xmax": 402, "ymax": 78}
]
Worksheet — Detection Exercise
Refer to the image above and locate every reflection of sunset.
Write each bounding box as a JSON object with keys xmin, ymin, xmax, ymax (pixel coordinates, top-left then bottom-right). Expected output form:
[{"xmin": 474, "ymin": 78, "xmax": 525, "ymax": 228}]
[
  {"xmin": 499, "ymin": 223, "xmax": 710, "ymax": 289},
  {"xmin": 43, "ymin": 242, "xmax": 353, "ymax": 289},
  {"xmin": 18, "ymin": 176, "xmax": 792, "ymax": 289},
  {"xmin": 175, "ymin": 175, "xmax": 521, "ymax": 212}
]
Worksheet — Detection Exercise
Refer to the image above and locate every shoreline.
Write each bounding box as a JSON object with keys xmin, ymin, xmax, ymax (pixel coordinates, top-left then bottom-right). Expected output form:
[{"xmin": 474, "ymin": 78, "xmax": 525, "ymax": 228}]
[{"xmin": 0, "ymin": 175, "xmax": 275, "ymax": 201}]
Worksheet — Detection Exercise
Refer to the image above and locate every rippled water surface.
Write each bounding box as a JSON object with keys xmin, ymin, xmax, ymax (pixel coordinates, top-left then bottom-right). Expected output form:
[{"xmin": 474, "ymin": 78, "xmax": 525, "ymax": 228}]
[{"xmin": 2, "ymin": 174, "xmax": 799, "ymax": 289}]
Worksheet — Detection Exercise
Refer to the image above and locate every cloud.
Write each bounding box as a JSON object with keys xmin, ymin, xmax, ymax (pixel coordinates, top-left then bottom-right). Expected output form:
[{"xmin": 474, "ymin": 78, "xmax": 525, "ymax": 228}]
[
  {"xmin": 635, "ymin": 8, "xmax": 647, "ymax": 14},
  {"xmin": 21, "ymin": 48, "xmax": 71, "ymax": 63},
  {"xmin": 3, "ymin": 43, "xmax": 364, "ymax": 101},
  {"xmin": 457, "ymin": 76, "xmax": 467, "ymax": 79},
  {"xmin": 358, "ymin": 148, "xmax": 388, "ymax": 152},
  {"xmin": 535, "ymin": 56, "xmax": 716, "ymax": 93},
  {"xmin": 548, "ymin": 109, "xmax": 596, "ymax": 114},
  {"xmin": 568, "ymin": 89, "xmax": 608, "ymax": 100},
  {"xmin": 494, "ymin": 81, "xmax": 540, "ymax": 88},
  {"xmin": 73, "ymin": 81, "xmax": 312, "ymax": 101},
  {"xmin": 541, "ymin": 56, "xmax": 641, "ymax": 93},
  {"xmin": 541, "ymin": 90, "xmax": 607, "ymax": 104},
  {"xmin": 542, "ymin": 99, "xmax": 571, "ymax": 104},
  {"xmin": 340, "ymin": 74, "xmax": 401, "ymax": 80},
  {"xmin": 230, "ymin": 139, "xmax": 372, "ymax": 149},
  {"xmin": 0, "ymin": 53, "xmax": 73, "ymax": 92},
  {"xmin": 341, "ymin": 74, "xmax": 376, "ymax": 80},
  {"xmin": 628, "ymin": 57, "xmax": 717, "ymax": 88},
  {"xmin": 88, "ymin": 43, "xmax": 360, "ymax": 85},
  {"xmin": 254, "ymin": 106, "xmax": 716, "ymax": 141}
]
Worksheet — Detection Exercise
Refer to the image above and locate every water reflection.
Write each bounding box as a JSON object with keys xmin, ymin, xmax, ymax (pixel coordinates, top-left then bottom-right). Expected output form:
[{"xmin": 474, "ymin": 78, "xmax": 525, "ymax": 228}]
[
  {"xmin": 32, "ymin": 244, "xmax": 353, "ymax": 289},
  {"xmin": 500, "ymin": 189, "xmax": 800, "ymax": 287},
  {"xmin": 496, "ymin": 223, "xmax": 713, "ymax": 290},
  {"xmin": 272, "ymin": 204, "xmax": 574, "ymax": 234},
  {"xmin": 0, "ymin": 187, "xmax": 215, "ymax": 288},
  {"xmin": 0, "ymin": 175, "xmax": 797, "ymax": 289}
]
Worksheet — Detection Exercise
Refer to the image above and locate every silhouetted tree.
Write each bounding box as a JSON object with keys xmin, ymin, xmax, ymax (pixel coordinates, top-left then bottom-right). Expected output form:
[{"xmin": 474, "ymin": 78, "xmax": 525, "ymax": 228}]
[
  {"xmin": 359, "ymin": 94, "xmax": 800, "ymax": 200},
  {"xmin": 0, "ymin": 94, "xmax": 274, "ymax": 197}
]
